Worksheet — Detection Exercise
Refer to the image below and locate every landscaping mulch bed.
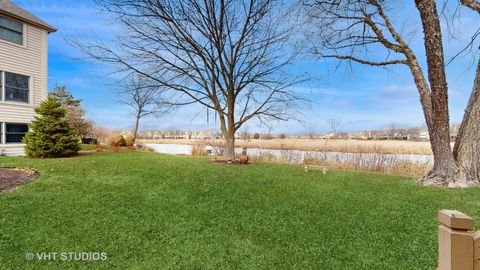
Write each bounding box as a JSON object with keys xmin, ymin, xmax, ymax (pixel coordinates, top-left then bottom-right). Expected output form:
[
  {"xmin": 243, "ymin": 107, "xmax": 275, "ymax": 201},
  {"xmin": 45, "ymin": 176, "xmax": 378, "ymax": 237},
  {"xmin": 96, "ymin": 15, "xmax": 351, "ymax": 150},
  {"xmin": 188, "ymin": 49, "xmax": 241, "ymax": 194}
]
[{"xmin": 0, "ymin": 168, "xmax": 39, "ymax": 193}]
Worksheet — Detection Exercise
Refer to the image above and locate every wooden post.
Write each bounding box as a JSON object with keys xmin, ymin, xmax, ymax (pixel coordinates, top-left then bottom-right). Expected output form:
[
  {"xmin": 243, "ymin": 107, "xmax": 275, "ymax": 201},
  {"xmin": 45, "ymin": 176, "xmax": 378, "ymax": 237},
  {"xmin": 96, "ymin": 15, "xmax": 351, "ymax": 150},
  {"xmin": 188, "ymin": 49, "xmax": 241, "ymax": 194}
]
[
  {"xmin": 438, "ymin": 210, "xmax": 474, "ymax": 270},
  {"xmin": 474, "ymin": 231, "xmax": 480, "ymax": 270}
]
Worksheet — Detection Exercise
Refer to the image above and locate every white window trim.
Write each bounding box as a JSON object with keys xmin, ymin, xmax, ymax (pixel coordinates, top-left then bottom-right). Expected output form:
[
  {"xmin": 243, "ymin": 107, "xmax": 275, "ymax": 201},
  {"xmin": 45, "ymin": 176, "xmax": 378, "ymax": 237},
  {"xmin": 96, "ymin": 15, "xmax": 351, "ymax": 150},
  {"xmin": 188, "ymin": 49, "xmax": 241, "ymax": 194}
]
[
  {"xmin": 1, "ymin": 122, "xmax": 4, "ymax": 145},
  {"xmin": 0, "ymin": 16, "xmax": 26, "ymax": 48},
  {"xmin": 1, "ymin": 122, "xmax": 29, "ymax": 145},
  {"xmin": 0, "ymin": 70, "xmax": 33, "ymax": 106}
]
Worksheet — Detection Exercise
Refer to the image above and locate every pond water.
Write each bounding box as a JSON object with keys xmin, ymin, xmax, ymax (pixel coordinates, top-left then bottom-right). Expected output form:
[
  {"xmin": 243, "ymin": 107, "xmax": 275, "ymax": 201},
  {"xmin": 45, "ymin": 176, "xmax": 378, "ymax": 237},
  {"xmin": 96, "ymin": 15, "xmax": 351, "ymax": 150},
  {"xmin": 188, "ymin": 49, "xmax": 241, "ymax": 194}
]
[{"xmin": 145, "ymin": 143, "xmax": 433, "ymax": 165}]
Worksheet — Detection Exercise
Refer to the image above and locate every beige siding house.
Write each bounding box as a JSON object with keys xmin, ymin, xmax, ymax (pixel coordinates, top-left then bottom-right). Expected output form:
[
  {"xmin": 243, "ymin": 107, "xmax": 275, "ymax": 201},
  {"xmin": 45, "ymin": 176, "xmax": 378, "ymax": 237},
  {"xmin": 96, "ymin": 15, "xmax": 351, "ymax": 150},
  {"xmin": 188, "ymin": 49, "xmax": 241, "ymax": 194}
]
[{"xmin": 0, "ymin": 0, "xmax": 56, "ymax": 155}]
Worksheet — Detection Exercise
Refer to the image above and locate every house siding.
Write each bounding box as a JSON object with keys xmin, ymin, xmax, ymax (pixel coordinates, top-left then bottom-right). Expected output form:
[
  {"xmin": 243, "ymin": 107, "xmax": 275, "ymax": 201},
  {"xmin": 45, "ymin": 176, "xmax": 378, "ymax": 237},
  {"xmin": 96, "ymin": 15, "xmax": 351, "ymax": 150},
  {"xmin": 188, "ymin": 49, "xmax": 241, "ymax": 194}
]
[{"xmin": 0, "ymin": 23, "xmax": 48, "ymax": 156}]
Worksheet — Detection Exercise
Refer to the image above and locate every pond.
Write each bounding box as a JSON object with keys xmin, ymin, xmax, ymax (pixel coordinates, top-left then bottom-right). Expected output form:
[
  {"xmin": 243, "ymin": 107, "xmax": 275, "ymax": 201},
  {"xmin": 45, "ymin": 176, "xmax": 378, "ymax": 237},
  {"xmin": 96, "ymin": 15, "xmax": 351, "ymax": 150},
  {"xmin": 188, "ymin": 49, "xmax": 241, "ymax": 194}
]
[{"xmin": 145, "ymin": 143, "xmax": 433, "ymax": 165}]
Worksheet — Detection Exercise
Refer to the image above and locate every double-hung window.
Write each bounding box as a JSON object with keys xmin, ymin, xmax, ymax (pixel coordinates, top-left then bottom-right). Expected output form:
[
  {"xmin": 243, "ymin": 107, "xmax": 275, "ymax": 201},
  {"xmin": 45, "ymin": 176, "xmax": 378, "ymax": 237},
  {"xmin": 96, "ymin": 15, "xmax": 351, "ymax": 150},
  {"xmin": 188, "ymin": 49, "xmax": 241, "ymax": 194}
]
[
  {"xmin": 1, "ymin": 123, "xmax": 29, "ymax": 144},
  {"xmin": 0, "ymin": 15, "xmax": 23, "ymax": 45},
  {"xmin": 0, "ymin": 71, "xmax": 30, "ymax": 103}
]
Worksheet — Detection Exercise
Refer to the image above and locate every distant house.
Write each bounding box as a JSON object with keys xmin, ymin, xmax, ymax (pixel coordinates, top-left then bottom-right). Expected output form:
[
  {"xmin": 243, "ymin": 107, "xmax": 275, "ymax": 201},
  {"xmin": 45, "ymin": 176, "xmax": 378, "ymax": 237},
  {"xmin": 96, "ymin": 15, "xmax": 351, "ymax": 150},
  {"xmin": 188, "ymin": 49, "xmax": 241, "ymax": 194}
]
[
  {"xmin": 0, "ymin": 0, "xmax": 56, "ymax": 155},
  {"xmin": 349, "ymin": 131, "xmax": 368, "ymax": 140},
  {"xmin": 321, "ymin": 133, "xmax": 335, "ymax": 139},
  {"xmin": 419, "ymin": 131, "xmax": 430, "ymax": 141},
  {"xmin": 137, "ymin": 130, "xmax": 220, "ymax": 140}
]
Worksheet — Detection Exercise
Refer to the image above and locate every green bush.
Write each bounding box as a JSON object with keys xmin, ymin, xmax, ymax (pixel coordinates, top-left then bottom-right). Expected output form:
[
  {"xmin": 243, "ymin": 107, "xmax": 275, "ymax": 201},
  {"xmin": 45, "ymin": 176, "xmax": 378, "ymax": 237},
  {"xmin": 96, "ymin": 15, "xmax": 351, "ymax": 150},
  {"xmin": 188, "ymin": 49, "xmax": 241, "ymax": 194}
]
[
  {"xmin": 23, "ymin": 97, "xmax": 80, "ymax": 158},
  {"xmin": 253, "ymin": 133, "xmax": 260, "ymax": 139}
]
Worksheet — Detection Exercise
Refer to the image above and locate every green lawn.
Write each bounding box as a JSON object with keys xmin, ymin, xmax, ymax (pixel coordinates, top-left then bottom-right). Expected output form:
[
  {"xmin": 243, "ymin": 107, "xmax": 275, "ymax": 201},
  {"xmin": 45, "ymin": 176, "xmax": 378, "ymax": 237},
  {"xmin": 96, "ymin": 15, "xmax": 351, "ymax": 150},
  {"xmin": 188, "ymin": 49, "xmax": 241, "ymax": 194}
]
[
  {"xmin": 0, "ymin": 152, "xmax": 478, "ymax": 269},
  {"xmin": 79, "ymin": 143, "xmax": 97, "ymax": 151}
]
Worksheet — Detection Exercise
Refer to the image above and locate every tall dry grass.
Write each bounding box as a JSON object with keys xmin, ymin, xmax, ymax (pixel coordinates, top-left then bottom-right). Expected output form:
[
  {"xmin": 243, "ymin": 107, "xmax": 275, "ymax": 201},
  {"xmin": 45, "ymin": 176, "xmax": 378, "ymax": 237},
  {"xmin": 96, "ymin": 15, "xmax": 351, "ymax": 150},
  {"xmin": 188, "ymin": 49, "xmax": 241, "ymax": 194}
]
[
  {"xmin": 191, "ymin": 143, "xmax": 208, "ymax": 156},
  {"xmin": 250, "ymin": 151, "xmax": 431, "ymax": 178},
  {"xmin": 139, "ymin": 138, "xmax": 435, "ymax": 155},
  {"xmin": 139, "ymin": 138, "xmax": 433, "ymax": 177}
]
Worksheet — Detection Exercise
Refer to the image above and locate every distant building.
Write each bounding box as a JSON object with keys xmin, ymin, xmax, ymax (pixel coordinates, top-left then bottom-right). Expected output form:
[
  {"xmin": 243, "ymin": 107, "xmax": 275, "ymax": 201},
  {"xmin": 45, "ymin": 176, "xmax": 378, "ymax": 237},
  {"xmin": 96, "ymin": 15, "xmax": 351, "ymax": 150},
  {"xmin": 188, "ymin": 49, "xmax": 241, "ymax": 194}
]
[
  {"xmin": 418, "ymin": 131, "xmax": 430, "ymax": 141},
  {"xmin": 136, "ymin": 130, "xmax": 221, "ymax": 140},
  {"xmin": 321, "ymin": 133, "xmax": 335, "ymax": 139}
]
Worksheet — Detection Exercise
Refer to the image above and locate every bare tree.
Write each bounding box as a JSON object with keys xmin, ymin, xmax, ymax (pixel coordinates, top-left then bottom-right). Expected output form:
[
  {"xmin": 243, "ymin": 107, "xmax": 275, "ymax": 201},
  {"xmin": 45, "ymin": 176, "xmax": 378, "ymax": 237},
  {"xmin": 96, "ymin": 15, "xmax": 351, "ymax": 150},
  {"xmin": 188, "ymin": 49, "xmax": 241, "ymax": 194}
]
[
  {"xmin": 239, "ymin": 128, "xmax": 251, "ymax": 141},
  {"xmin": 326, "ymin": 117, "xmax": 343, "ymax": 136},
  {"xmin": 388, "ymin": 121, "xmax": 398, "ymax": 137},
  {"xmin": 50, "ymin": 85, "xmax": 93, "ymax": 139},
  {"xmin": 66, "ymin": 107, "xmax": 94, "ymax": 139},
  {"xmin": 461, "ymin": 0, "xmax": 480, "ymax": 11},
  {"xmin": 91, "ymin": 125, "xmax": 117, "ymax": 144},
  {"xmin": 120, "ymin": 75, "xmax": 167, "ymax": 143},
  {"xmin": 74, "ymin": 0, "xmax": 303, "ymax": 161},
  {"xmin": 302, "ymin": 121, "xmax": 317, "ymax": 139},
  {"xmin": 303, "ymin": 0, "xmax": 480, "ymax": 187},
  {"xmin": 451, "ymin": 0, "xmax": 480, "ymax": 187}
]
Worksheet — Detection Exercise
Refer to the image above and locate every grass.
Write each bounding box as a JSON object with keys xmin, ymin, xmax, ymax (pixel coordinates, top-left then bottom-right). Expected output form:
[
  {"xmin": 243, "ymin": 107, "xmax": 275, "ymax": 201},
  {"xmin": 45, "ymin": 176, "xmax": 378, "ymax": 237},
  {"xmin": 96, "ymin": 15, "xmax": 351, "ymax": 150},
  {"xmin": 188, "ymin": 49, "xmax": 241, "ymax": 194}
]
[
  {"xmin": 79, "ymin": 144, "xmax": 136, "ymax": 153},
  {"xmin": 0, "ymin": 152, "xmax": 479, "ymax": 269},
  {"xmin": 140, "ymin": 138, "xmax": 436, "ymax": 155},
  {"xmin": 79, "ymin": 144, "xmax": 98, "ymax": 151}
]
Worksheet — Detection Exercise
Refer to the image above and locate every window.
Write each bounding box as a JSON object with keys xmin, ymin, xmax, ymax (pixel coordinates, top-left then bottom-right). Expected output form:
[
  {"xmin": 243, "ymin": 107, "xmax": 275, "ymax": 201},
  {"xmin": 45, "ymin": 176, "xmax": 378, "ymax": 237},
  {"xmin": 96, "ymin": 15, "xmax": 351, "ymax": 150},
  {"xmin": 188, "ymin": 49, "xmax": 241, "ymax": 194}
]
[
  {"xmin": 1, "ymin": 71, "xmax": 30, "ymax": 103},
  {"xmin": 5, "ymin": 123, "xmax": 29, "ymax": 143},
  {"xmin": 0, "ymin": 15, "xmax": 23, "ymax": 45}
]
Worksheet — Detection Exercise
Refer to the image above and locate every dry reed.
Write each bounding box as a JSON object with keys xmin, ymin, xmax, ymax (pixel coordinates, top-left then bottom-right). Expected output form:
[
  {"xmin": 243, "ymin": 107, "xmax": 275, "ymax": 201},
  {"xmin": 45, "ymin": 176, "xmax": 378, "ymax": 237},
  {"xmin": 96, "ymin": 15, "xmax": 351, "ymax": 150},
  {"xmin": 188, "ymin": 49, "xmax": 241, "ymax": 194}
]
[
  {"xmin": 250, "ymin": 151, "xmax": 431, "ymax": 178},
  {"xmin": 139, "ymin": 138, "xmax": 436, "ymax": 155},
  {"xmin": 191, "ymin": 143, "xmax": 208, "ymax": 156}
]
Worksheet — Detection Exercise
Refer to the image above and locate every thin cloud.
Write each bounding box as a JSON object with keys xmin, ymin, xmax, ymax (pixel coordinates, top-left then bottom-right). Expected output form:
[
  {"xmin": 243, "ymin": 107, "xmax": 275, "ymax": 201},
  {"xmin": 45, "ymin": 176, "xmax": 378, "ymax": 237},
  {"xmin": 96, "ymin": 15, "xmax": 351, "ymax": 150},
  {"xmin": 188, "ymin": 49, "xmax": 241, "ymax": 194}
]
[{"xmin": 9, "ymin": 0, "xmax": 476, "ymax": 133}]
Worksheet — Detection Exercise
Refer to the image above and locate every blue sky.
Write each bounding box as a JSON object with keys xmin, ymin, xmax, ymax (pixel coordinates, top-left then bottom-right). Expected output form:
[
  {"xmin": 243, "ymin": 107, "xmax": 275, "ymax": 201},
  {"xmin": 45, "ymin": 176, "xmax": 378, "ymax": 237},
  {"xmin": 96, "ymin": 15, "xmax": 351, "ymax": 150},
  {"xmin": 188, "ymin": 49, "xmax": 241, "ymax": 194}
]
[{"xmin": 12, "ymin": 0, "xmax": 480, "ymax": 134}]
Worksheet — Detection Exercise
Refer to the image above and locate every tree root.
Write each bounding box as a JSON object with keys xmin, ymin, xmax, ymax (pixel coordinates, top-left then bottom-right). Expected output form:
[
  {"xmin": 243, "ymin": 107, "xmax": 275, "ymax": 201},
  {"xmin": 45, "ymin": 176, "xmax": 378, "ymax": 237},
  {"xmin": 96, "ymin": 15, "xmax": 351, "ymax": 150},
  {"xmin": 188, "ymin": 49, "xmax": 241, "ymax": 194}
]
[{"xmin": 418, "ymin": 171, "xmax": 479, "ymax": 188}]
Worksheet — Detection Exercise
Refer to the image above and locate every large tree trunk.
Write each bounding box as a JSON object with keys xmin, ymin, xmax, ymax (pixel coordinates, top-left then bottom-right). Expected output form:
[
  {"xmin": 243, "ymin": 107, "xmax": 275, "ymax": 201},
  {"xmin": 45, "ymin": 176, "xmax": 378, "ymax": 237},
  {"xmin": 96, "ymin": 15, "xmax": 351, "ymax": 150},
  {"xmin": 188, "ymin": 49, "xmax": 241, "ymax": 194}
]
[
  {"xmin": 415, "ymin": 0, "xmax": 459, "ymax": 186},
  {"xmin": 224, "ymin": 132, "xmax": 236, "ymax": 162},
  {"xmin": 453, "ymin": 60, "xmax": 480, "ymax": 186},
  {"xmin": 218, "ymin": 108, "xmax": 236, "ymax": 162},
  {"xmin": 133, "ymin": 112, "xmax": 141, "ymax": 144},
  {"xmin": 224, "ymin": 108, "xmax": 236, "ymax": 161},
  {"xmin": 221, "ymin": 89, "xmax": 237, "ymax": 162}
]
